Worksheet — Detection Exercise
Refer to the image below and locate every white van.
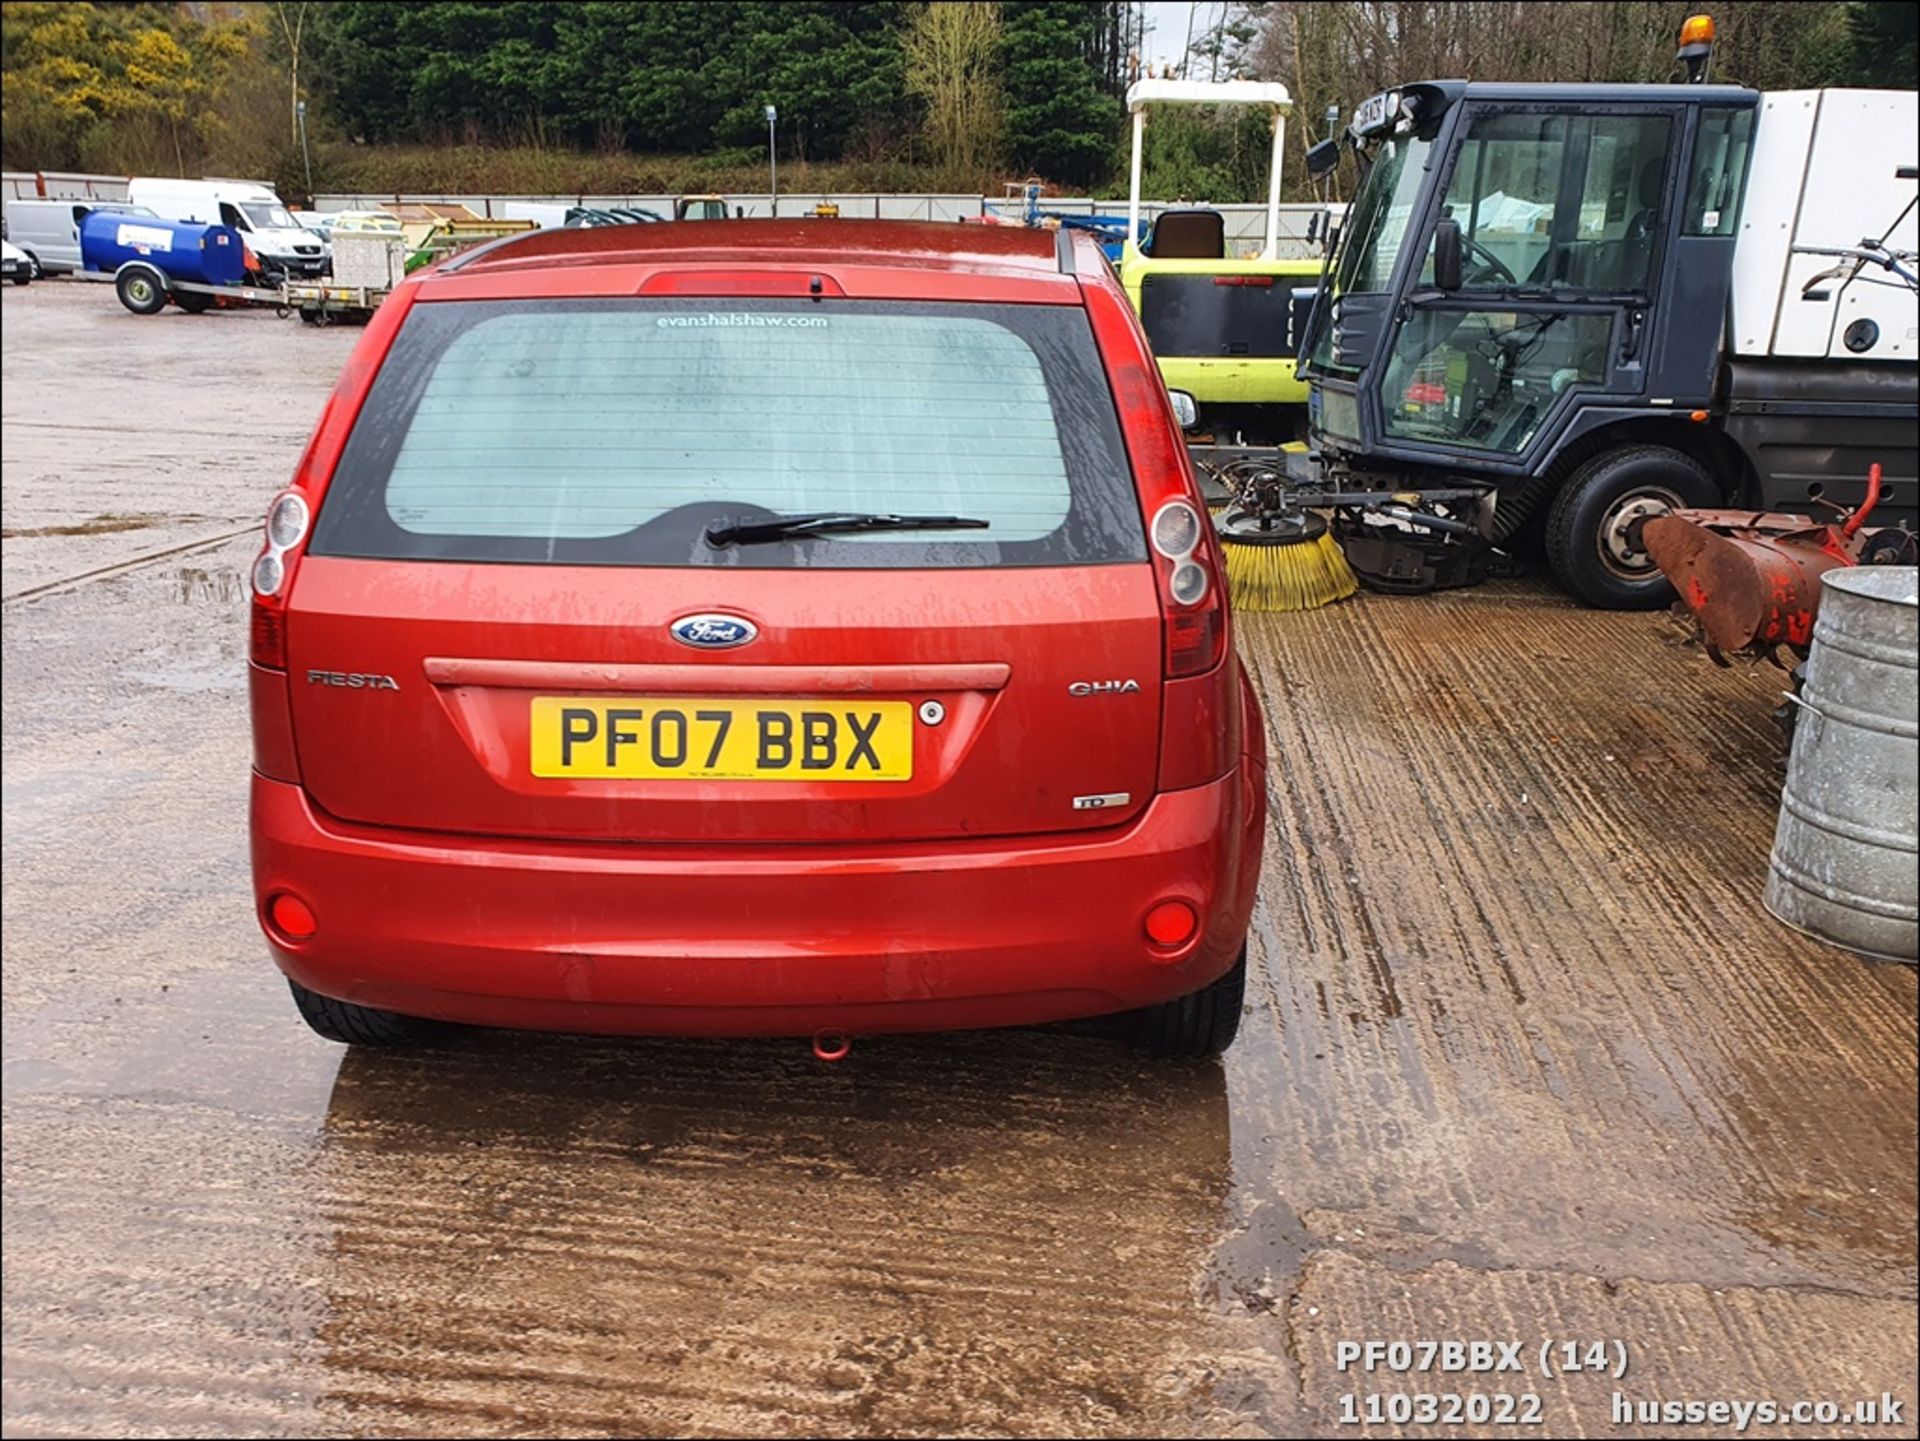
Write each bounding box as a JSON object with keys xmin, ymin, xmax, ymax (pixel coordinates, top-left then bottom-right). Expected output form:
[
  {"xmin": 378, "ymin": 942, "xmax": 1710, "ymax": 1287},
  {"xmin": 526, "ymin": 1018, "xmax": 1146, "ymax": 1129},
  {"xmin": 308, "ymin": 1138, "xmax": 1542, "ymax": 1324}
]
[
  {"xmin": 3, "ymin": 199, "xmax": 155, "ymax": 276},
  {"xmin": 125, "ymin": 178, "xmax": 329, "ymax": 281}
]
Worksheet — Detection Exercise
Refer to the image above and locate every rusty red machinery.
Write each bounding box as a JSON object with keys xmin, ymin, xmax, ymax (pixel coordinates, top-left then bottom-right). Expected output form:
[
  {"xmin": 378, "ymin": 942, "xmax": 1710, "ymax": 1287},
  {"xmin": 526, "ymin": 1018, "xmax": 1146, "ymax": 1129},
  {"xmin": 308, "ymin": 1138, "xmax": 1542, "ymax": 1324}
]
[{"xmin": 1642, "ymin": 464, "xmax": 1917, "ymax": 666}]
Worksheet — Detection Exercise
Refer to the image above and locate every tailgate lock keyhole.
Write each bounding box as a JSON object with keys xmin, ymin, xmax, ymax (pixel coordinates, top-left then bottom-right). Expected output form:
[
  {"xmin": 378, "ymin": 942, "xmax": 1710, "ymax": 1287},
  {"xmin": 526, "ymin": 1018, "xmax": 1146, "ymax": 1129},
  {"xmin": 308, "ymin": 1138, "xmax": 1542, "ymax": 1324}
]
[{"xmin": 918, "ymin": 700, "xmax": 945, "ymax": 726}]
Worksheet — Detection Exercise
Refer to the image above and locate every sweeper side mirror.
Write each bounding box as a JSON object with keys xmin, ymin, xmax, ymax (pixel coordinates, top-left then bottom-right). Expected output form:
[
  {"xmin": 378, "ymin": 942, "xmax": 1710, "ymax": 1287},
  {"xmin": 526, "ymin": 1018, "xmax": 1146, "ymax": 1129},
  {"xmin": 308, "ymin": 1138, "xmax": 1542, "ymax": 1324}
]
[
  {"xmin": 1433, "ymin": 216, "xmax": 1464, "ymax": 292},
  {"xmin": 1167, "ymin": 389, "xmax": 1199, "ymax": 430},
  {"xmin": 1305, "ymin": 139, "xmax": 1341, "ymax": 180}
]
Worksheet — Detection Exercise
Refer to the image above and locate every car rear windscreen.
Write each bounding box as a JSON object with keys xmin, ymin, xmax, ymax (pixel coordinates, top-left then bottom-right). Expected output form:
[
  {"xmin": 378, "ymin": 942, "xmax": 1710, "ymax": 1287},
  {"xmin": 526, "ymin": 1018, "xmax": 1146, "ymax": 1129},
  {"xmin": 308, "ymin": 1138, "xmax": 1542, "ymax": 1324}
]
[{"xmin": 309, "ymin": 298, "xmax": 1145, "ymax": 569}]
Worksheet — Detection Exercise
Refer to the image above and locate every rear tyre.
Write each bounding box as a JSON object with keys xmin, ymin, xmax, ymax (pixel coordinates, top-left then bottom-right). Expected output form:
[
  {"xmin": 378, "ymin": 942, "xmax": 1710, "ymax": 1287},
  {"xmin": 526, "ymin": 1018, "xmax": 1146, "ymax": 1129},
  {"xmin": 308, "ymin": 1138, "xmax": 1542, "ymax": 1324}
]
[
  {"xmin": 114, "ymin": 266, "xmax": 169, "ymax": 316},
  {"xmin": 1129, "ymin": 947, "xmax": 1246, "ymax": 1058},
  {"xmin": 288, "ymin": 978, "xmax": 442, "ymax": 1047},
  {"xmin": 1544, "ymin": 445, "xmax": 1718, "ymax": 609}
]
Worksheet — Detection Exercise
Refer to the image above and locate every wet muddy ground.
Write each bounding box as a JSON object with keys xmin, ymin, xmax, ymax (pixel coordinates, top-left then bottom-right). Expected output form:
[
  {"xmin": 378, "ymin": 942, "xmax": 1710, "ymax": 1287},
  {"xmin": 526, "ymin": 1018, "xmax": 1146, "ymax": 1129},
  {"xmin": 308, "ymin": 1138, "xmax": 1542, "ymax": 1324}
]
[{"xmin": 4, "ymin": 280, "xmax": 1915, "ymax": 1436}]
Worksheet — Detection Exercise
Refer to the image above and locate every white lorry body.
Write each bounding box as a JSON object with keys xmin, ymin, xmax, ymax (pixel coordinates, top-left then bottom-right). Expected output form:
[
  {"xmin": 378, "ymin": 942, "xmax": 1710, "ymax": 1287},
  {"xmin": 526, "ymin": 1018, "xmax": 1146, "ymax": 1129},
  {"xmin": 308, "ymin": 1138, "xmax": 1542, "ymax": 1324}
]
[
  {"xmin": 125, "ymin": 178, "xmax": 330, "ymax": 280},
  {"xmin": 1731, "ymin": 89, "xmax": 1917, "ymax": 362}
]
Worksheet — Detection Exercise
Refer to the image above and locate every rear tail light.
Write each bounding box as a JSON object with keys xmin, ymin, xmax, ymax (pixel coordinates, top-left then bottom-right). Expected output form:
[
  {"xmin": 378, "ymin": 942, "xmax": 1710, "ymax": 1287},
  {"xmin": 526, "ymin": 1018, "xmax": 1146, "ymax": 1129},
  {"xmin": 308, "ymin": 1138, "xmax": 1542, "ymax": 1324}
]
[
  {"xmin": 1151, "ymin": 497, "xmax": 1226, "ymax": 680},
  {"xmin": 1150, "ymin": 498, "xmax": 1222, "ymax": 675},
  {"xmin": 1151, "ymin": 499, "xmax": 1203, "ymax": 557},
  {"xmin": 1080, "ymin": 277, "xmax": 1238, "ymax": 791},
  {"xmin": 1169, "ymin": 560, "xmax": 1209, "ymax": 605},
  {"xmin": 249, "ymin": 489, "xmax": 309, "ymax": 670},
  {"xmin": 265, "ymin": 491, "xmax": 309, "ymax": 548},
  {"xmin": 251, "ymin": 551, "xmax": 285, "ymax": 596},
  {"xmin": 1086, "ymin": 282, "xmax": 1229, "ymax": 679},
  {"xmin": 1163, "ymin": 604, "xmax": 1224, "ymax": 678}
]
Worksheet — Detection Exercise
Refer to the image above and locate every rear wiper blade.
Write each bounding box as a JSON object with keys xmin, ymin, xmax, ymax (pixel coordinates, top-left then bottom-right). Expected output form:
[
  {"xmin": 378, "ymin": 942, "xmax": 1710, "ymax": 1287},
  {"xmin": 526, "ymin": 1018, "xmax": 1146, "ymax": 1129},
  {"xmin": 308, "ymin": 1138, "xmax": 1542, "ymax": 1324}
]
[{"xmin": 705, "ymin": 511, "xmax": 990, "ymax": 547}]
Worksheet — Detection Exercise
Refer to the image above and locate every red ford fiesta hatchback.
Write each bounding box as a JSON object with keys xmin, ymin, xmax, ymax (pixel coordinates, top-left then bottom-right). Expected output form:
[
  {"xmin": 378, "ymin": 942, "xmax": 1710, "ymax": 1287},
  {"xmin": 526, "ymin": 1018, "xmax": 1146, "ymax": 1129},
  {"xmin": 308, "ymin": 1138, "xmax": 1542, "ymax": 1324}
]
[{"xmin": 249, "ymin": 220, "xmax": 1267, "ymax": 1057}]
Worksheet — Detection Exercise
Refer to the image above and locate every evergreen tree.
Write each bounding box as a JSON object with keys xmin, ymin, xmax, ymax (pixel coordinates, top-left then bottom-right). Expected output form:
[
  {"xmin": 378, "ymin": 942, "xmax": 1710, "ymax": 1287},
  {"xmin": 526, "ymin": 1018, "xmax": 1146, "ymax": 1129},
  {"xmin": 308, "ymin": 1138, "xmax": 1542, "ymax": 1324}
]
[{"xmin": 1001, "ymin": 1, "xmax": 1122, "ymax": 186}]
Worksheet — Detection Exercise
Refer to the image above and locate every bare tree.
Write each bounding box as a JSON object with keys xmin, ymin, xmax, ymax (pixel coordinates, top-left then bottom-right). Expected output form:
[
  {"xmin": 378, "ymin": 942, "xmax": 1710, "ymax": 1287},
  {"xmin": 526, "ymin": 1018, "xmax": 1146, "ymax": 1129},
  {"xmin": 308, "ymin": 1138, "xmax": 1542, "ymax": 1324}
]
[
  {"xmin": 1254, "ymin": 2, "xmax": 1846, "ymax": 106},
  {"xmin": 1248, "ymin": 1, "xmax": 1848, "ymax": 196},
  {"xmin": 904, "ymin": 2, "xmax": 1005, "ymax": 182},
  {"xmin": 268, "ymin": 1, "xmax": 311, "ymax": 145}
]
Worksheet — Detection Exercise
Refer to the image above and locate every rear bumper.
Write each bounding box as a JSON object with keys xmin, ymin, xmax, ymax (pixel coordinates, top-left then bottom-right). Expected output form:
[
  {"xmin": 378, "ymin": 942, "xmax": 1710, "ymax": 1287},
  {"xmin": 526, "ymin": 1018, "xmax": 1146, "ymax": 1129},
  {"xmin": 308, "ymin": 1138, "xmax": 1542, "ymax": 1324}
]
[{"xmin": 250, "ymin": 759, "xmax": 1266, "ymax": 1037}]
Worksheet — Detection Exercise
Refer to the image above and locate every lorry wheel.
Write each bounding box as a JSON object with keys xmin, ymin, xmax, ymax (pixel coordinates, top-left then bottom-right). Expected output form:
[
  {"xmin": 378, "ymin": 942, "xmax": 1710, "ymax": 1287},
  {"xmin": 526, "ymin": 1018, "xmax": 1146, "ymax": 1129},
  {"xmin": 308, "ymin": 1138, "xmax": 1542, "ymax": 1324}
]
[
  {"xmin": 1544, "ymin": 445, "xmax": 1718, "ymax": 609},
  {"xmin": 114, "ymin": 266, "xmax": 169, "ymax": 316}
]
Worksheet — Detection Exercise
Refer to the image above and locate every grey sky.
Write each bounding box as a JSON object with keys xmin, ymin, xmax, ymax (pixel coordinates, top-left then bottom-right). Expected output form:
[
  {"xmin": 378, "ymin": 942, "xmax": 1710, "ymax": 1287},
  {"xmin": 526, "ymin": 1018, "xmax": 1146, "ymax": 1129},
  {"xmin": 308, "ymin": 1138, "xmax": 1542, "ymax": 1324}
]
[{"xmin": 1140, "ymin": 1, "xmax": 1234, "ymax": 73}]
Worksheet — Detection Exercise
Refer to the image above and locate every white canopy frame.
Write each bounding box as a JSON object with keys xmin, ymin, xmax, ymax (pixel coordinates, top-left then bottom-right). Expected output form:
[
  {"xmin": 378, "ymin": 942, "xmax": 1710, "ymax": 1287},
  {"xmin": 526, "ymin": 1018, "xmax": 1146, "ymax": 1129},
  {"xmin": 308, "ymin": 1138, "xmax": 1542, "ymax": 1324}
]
[{"xmin": 1125, "ymin": 79, "xmax": 1293, "ymax": 260}]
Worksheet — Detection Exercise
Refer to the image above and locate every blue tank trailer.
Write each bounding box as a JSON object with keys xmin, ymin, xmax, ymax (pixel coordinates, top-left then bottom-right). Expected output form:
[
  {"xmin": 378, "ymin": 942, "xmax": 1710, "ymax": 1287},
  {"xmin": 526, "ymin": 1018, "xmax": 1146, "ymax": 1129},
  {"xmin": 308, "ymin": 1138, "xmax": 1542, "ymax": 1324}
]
[
  {"xmin": 79, "ymin": 211, "xmax": 248, "ymax": 286},
  {"xmin": 76, "ymin": 209, "xmax": 381, "ymax": 322}
]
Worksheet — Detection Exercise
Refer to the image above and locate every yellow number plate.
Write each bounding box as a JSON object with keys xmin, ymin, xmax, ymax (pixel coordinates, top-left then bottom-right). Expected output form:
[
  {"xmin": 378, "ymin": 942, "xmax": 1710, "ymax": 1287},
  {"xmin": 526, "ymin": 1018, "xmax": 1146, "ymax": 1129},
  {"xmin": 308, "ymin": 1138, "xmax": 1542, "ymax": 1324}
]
[{"xmin": 529, "ymin": 697, "xmax": 913, "ymax": 781}]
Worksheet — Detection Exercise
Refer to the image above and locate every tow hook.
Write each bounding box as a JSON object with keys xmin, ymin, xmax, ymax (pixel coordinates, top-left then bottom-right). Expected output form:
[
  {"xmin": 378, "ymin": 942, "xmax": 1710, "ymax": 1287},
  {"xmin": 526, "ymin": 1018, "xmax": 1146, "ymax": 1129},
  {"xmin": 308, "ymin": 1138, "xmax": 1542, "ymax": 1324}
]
[{"xmin": 811, "ymin": 1031, "xmax": 852, "ymax": 1064}]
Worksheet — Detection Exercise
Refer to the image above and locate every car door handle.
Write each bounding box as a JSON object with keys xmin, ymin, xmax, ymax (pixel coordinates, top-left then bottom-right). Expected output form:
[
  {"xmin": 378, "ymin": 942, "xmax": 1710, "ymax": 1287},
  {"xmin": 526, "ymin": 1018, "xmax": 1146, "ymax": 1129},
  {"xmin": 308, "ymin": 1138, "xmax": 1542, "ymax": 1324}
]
[{"xmin": 1620, "ymin": 307, "xmax": 1646, "ymax": 361}]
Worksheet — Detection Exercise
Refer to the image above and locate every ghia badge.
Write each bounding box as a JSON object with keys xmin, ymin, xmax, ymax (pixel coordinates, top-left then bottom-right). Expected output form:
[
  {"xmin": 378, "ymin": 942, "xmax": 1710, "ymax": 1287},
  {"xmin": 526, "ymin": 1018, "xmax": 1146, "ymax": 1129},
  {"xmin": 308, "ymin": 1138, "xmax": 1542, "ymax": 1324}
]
[
  {"xmin": 1068, "ymin": 679, "xmax": 1141, "ymax": 696},
  {"xmin": 671, "ymin": 613, "xmax": 758, "ymax": 649}
]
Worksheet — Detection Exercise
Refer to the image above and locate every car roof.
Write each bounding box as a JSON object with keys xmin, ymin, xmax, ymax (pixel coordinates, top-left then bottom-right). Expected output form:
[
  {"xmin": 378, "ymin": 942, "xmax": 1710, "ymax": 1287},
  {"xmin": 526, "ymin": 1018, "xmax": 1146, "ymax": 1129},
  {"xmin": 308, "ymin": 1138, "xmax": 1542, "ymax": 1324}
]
[{"xmin": 442, "ymin": 218, "xmax": 1069, "ymax": 281}]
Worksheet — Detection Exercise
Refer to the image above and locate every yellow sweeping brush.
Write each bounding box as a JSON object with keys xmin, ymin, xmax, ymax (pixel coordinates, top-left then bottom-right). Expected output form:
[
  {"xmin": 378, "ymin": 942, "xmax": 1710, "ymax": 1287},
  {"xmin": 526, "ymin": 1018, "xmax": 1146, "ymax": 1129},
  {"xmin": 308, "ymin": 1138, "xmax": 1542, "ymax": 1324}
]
[{"xmin": 1217, "ymin": 507, "xmax": 1359, "ymax": 612}]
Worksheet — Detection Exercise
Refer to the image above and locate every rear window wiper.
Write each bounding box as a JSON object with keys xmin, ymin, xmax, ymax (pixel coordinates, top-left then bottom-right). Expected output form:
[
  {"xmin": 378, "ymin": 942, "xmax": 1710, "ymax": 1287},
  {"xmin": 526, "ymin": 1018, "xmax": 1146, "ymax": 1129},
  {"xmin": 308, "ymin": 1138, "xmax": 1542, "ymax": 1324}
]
[{"xmin": 705, "ymin": 511, "xmax": 990, "ymax": 547}]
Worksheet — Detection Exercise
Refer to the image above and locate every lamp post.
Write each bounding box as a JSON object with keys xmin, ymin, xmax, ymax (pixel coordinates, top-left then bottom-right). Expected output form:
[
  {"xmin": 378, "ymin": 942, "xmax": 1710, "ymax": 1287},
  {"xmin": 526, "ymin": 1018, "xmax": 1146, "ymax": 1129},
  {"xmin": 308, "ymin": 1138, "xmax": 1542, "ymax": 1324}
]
[
  {"xmin": 296, "ymin": 99, "xmax": 313, "ymax": 200},
  {"xmin": 765, "ymin": 104, "xmax": 778, "ymax": 216},
  {"xmin": 1320, "ymin": 103, "xmax": 1339, "ymax": 203}
]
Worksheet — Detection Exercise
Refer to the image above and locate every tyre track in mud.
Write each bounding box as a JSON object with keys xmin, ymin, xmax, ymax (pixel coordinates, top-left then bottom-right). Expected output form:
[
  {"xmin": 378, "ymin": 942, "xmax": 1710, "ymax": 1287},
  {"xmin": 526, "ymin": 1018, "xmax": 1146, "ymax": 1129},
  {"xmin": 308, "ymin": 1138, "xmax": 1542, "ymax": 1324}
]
[{"xmin": 1212, "ymin": 588, "xmax": 1914, "ymax": 1432}]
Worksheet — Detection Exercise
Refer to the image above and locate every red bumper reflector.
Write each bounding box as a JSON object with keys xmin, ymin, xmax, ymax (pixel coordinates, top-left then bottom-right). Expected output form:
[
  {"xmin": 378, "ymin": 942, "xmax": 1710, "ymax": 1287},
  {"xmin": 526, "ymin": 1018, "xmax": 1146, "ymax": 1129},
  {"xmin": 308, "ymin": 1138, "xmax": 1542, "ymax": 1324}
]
[
  {"xmin": 1144, "ymin": 899, "xmax": 1198, "ymax": 947},
  {"xmin": 1213, "ymin": 275, "xmax": 1275, "ymax": 287},
  {"xmin": 268, "ymin": 892, "xmax": 317, "ymax": 941}
]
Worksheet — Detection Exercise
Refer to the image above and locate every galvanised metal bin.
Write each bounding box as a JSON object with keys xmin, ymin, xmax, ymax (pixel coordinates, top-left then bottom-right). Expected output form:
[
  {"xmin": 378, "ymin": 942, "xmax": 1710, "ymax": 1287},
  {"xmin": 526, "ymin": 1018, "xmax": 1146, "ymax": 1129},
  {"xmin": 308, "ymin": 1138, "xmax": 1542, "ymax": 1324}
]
[{"xmin": 1766, "ymin": 566, "xmax": 1918, "ymax": 962}]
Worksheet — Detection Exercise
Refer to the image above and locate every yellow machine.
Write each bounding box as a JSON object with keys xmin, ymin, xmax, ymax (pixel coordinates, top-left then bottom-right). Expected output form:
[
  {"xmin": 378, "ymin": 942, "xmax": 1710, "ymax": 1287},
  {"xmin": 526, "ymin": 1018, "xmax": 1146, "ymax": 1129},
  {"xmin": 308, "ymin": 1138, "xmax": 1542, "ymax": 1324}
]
[{"xmin": 1117, "ymin": 79, "xmax": 1325, "ymax": 440}]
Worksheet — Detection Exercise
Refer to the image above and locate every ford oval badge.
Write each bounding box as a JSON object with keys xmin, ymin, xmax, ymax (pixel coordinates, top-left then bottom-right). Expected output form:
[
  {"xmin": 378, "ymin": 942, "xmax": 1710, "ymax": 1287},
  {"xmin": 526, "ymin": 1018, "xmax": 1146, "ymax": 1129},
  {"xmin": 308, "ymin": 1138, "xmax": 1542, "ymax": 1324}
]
[{"xmin": 671, "ymin": 613, "xmax": 758, "ymax": 649}]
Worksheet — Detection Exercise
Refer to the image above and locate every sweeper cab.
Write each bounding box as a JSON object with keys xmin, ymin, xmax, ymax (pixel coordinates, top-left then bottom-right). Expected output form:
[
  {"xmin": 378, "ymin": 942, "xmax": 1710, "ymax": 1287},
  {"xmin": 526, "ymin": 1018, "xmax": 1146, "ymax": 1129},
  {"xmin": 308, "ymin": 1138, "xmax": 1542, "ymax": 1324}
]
[{"xmin": 1245, "ymin": 14, "xmax": 1917, "ymax": 610}]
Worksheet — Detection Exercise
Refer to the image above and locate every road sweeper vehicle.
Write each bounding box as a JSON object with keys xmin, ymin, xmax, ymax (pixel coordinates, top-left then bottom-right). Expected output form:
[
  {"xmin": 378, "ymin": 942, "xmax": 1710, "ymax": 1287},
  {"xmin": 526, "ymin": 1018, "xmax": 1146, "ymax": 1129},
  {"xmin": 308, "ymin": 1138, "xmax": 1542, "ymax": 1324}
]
[{"xmin": 1253, "ymin": 18, "xmax": 1916, "ymax": 610}]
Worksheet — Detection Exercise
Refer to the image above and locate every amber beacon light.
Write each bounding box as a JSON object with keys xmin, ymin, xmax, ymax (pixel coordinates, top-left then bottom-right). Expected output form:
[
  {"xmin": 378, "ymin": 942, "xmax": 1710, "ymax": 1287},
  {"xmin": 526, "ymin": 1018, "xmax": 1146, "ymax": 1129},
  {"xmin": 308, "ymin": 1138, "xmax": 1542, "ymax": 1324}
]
[{"xmin": 1676, "ymin": 14, "xmax": 1715, "ymax": 82}]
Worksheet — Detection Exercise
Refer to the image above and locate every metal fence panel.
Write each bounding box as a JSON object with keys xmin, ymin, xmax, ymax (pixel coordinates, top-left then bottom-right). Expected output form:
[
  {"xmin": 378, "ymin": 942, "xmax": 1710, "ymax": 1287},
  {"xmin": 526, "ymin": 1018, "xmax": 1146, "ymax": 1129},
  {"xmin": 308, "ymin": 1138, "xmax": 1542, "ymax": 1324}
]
[
  {"xmin": 311, "ymin": 190, "xmax": 1336, "ymax": 257},
  {"xmin": 5, "ymin": 171, "xmax": 133, "ymax": 202}
]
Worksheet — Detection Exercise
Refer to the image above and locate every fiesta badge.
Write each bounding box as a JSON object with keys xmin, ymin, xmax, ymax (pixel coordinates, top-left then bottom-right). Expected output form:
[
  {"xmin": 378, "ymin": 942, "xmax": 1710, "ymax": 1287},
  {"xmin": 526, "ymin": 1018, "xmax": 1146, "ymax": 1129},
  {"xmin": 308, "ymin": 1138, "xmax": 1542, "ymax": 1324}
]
[{"xmin": 670, "ymin": 613, "xmax": 758, "ymax": 649}]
